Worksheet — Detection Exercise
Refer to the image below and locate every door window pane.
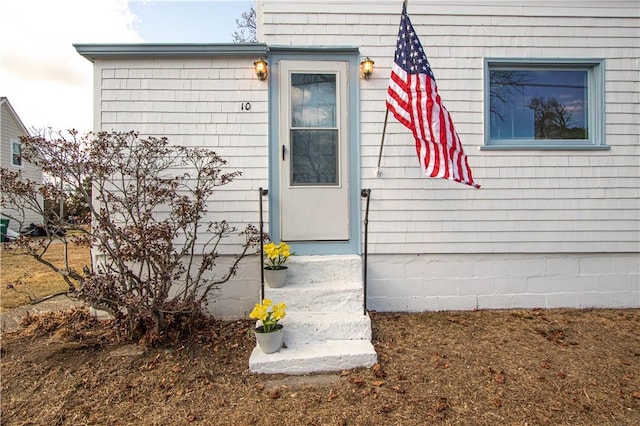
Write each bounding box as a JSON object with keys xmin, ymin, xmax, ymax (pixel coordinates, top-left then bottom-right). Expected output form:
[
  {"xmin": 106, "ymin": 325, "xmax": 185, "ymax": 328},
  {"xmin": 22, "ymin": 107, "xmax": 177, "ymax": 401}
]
[
  {"xmin": 289, "ymin": 72, "xmax": 339, "ymax": 186},
  {"xmin": 291, "ymin": 73, "xmax": 336, "ymax": 128},
  {"xmin": 291, "ymin": 129, "xmax": 338, "ymax": 185}
]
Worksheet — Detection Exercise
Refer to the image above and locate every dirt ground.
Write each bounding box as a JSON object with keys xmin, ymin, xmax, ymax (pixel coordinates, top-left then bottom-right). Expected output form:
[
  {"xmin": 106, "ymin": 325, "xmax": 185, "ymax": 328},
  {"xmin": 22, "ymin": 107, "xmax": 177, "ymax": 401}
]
[{"xmin": 1, "ymin": 307, "xmax": 639, "ymax": 425}]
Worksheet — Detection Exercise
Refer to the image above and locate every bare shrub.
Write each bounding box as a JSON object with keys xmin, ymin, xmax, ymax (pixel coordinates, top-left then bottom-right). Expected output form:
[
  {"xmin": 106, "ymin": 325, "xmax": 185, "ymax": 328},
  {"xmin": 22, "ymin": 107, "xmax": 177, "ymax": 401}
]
[{"xmin": 1, "ymin": 130, "xmax": 261, "ymax": 342}]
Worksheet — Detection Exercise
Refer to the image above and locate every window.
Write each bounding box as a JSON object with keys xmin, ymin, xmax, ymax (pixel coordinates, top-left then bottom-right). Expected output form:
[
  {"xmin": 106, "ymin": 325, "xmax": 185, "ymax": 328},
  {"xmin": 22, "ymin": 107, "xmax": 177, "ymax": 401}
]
[
  {"xmin": 11, "ymin": 139, "xmax": 22, "ymax": 167},
  {"xmin": 484, "ymin": 59, "xmax": 605, "ymax": 149},
  {"xmin": 289, "ymin": 73, "xmax": 340, "ymax": 186}
]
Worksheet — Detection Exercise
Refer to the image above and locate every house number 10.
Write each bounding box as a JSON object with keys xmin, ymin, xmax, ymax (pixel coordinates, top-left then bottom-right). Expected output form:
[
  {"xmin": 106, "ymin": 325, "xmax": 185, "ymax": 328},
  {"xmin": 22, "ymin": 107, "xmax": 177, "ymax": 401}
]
[{"xmin": 241, "ymin": 102, "xmax": 251, "ymax": 111}]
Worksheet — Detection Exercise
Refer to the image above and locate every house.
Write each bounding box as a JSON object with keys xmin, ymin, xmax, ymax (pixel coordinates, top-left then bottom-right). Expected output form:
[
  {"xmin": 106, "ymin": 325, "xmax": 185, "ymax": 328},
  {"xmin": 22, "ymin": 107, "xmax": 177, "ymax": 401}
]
[
  {"xmin": 75, "ymin": 0, "xmax": 639, "ymax": 373},
  {"xmin": 0, "ymin": 97, "xmax": 43, "ymax": 234}
]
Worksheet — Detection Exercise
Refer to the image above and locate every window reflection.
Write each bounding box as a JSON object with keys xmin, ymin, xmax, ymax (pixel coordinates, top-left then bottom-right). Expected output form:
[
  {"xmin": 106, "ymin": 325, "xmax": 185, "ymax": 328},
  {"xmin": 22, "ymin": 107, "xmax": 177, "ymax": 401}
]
[
  {"xmin": 291, "ymin": 130, "xmax": 338, "ymax": 185},
  {"xmin": 489, "ymin": 70, "xmax": 588, "ymax": 140},
  {"xmin": 290, "ymin": 73, "xmax": 339, "ymax": 186},
  {"xmin": 11, "ymin": 141, "xmax": 22, "ymax": 166},
  {"xmin": 291, "ymin": 74, "xmax": 336, "ymax": 128}
]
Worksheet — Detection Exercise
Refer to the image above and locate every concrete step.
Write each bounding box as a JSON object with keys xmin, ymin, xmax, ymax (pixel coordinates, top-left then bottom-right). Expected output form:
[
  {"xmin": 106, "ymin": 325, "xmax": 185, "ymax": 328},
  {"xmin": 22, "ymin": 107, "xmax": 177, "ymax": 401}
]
[
  {"xmin": 249, "ymin": 340, "xmax": 378, "ymax": 375},
  {"xmin": 251, "ymin": 254, "xmax": 377, "ymax": 374},
  {"xmin": 264, "ymin": 255, "xmax": 364, "ymax": 312},
  {"xmin": 286, "ymin": 255, "xmax": 362, "ymax": 285},
  {"xmin": 265, "ymin": 280, "xmax": 363, "ymax": 313},
  {"xmin": 279, "ymin": 312, "xmax": 372, "ymax": 345}
]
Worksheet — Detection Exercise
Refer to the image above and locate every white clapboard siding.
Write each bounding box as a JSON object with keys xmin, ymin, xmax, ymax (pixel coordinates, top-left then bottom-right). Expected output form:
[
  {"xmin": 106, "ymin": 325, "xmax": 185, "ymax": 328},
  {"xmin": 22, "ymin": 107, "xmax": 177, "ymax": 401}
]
[
  {"xmin": 94, "ymin": 57, "xmax": 269, "ymax": 253},
  {"xmin": 260, "ymin": 0, "xmax": 640, "ymax": 255}
]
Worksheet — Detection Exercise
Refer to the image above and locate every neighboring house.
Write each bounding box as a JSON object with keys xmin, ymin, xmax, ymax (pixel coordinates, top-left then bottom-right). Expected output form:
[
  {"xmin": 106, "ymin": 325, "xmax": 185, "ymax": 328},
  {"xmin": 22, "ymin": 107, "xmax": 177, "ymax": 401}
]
[
  {"xmin": 0, "ymin": 97, "xmax": 43, "ymax": 232},
  {"xmin": 75, "ymin": 0, "xmax": 639, "ymax": 372}
]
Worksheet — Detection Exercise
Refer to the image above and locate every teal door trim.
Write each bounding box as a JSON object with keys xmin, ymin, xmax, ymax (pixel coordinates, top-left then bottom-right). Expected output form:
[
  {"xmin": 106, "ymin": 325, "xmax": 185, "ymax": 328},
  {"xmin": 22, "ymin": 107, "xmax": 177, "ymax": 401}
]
[{"xmin": 267, "ymin": 48, "xmax": 361, "ymax": 255}]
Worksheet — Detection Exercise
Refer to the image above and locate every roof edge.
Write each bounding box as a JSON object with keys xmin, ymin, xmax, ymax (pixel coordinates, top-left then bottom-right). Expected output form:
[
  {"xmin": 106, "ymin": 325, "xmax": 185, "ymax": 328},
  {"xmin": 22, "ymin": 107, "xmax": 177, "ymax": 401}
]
[
  {"xmin": 267, "ymin": 45, "xmax": 360, "ymax": 55},
  {"xmin": 74, "ymin": 43, "xmax": 269, "ymax": 62}
]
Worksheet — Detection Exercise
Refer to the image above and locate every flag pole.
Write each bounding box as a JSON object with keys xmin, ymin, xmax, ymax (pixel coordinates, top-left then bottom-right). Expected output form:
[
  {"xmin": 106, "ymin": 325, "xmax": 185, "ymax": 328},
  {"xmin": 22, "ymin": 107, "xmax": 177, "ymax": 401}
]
[
  {"xmin": 376, "ymin": 0, "xmax": 406, "ymax": 177},
  {"xmin": 375, "ymin": 109, "xmax": 389, "ymax": 176}
]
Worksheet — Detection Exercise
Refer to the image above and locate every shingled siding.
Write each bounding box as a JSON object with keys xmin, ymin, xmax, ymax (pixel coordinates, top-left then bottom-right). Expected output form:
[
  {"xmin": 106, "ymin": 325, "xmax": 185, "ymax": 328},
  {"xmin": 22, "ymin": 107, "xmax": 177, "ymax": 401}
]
[
  {"xmin": 93, "ymin": 57, "xmax": 270, "ymax": 253},
  {"xmin": 88, "ymin": 55, "xmax": 270, "ymax": 317},
  {"xmin": 259, "ymin": 0, "xmax": 639, "ymax": 255},
  {"xmin": 258, "ymin": 0, "xmax": 639, "ymax": 310}
]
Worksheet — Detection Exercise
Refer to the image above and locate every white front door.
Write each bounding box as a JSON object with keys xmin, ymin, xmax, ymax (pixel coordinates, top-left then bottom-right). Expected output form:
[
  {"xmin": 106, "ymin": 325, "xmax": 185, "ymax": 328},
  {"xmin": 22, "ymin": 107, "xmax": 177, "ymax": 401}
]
[{"xmin": 279, "ymin": 61, "xmax": 350, "ymax": 241}]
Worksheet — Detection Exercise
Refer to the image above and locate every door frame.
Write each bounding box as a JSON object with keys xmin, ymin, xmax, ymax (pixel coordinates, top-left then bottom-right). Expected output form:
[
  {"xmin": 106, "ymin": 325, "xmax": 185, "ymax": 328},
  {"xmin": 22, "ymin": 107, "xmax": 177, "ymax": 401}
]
[{"xmin": 268, "ymin": 47, "xmax": 361, "ymax": 255}]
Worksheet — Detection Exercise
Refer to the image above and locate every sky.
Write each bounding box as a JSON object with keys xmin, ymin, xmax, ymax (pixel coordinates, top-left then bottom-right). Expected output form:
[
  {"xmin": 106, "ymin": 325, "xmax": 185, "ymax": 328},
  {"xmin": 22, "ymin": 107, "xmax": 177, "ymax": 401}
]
[{"xmin": 0, "ymin": 0, "xmax": 253, "ymax": 134}]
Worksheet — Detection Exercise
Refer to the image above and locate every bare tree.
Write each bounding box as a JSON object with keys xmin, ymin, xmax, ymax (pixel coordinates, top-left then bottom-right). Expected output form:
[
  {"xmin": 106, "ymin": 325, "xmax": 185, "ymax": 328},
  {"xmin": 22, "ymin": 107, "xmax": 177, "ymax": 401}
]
[
  {"xmin": 489, "ymin": 70, "xmax": 531, "ymax": 121},
  {"xmin": 232, "ymin": 7, "xmax": 257, "ymax": 43},
  {"xmin": 528, "ymin": 97, "xmax": 584, "ymax": 139}
]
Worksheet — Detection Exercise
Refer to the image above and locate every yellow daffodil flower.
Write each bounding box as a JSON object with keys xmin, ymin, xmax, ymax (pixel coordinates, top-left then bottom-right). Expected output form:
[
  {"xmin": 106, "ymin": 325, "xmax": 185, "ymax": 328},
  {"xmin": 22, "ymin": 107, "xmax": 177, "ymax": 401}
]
[
  {"xmin": 250, "ymin": 299, "xmax": 287, "ymax": 333},
  {"xmin": 263, "ymin": 241, "xmax": 294, "ymax": 270},
  {"xmin": 272, "ymin": 303, "xmax": 287, "ymax": 320},
  {"xmin": 249, "ymin": 304, "xmax": 268, "ymax": 322}
]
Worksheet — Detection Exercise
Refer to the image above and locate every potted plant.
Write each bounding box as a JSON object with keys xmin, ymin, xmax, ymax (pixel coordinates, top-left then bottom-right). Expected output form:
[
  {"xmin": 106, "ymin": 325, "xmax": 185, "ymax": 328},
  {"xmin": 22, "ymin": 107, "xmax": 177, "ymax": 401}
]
[
  {"xmin": 263, "ymin": 241, "xmax": 293, "ymax": 288},
  {"xmin": 250, "ymin": 299, "xmax": 287, "ymax": 354}
]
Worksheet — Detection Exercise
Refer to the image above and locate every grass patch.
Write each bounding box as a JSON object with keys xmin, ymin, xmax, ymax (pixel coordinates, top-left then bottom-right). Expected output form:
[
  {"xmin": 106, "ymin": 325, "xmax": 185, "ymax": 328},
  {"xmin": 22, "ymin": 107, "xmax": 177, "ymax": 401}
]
[{"xmin": 0, "ymin": 242, "xmax": 91, "ymax": 312}]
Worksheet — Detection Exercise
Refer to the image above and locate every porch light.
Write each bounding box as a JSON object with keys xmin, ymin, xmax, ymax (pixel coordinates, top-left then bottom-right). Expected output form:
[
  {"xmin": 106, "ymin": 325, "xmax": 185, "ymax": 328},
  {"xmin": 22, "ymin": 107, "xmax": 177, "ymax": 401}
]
[
  {"xmin": 254, "ymin": 58, "xmax": 268, "ymax": 80},
  {"xmin": 360, "ymin": 57, "xmax": 375, "ymax": 79}
]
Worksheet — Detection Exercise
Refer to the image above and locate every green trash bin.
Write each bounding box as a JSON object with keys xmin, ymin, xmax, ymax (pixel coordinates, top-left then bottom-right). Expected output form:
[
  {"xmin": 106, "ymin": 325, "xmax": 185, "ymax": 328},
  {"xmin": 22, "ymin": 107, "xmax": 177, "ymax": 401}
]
[{"xmin": 0, "ymin": 218, "xmax": 9, "ymax": 243}]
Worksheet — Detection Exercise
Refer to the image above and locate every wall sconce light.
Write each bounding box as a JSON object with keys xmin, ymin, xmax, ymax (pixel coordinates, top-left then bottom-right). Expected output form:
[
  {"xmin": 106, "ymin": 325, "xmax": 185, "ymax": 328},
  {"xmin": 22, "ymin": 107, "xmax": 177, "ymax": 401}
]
[
  {"xmin": 360, "ymin": 57, "xmax": 375, "ymax": 79},
  {"xmin": 254, "ymin": 58, "xmax": 268, "ymax": 80}
]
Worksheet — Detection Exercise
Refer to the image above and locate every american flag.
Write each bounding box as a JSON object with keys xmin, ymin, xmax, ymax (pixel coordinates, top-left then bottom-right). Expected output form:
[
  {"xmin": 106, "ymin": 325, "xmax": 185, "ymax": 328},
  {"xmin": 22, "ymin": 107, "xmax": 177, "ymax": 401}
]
[{"xmin": 386, "ymin": 3, "xmax": 480, "ymax": 188}]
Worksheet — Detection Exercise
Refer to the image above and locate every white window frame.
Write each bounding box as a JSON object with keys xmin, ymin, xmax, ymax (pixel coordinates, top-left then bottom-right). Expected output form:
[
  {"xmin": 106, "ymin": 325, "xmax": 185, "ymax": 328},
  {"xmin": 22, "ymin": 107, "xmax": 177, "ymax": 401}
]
[
  {"xmin": 10, "ymin": 139, "xmax": 23, "ymax": 167},
  {"xmin": 483, "ymin": 58, "xmax": 607, "ymax": 150}
]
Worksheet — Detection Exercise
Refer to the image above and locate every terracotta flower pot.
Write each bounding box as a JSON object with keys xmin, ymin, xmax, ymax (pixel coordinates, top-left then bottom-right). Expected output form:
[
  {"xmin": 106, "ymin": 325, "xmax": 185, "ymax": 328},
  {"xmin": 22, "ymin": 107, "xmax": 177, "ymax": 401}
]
[{"xmin": 254, "ymin": 324, "xmax": 284, "ymax": 354}]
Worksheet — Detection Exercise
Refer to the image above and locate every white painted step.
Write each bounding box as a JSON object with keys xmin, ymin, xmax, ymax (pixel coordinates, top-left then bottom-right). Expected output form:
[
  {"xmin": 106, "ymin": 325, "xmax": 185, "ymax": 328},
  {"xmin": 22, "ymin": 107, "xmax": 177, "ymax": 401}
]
[
  {"xmin": 251, "ymin": 254, "xmax": 377, "ymax": 374},
  {"xmin": 265, "ymin": 280, "xmax": 363, "ymax": 313},
  {"xmin": 249, "ymin": 340, "xmax": 377, "ymax": 375},
  {"xmin": 286, "ymin": 255, "xmax": 362, "ymax": 285},
  {"xmin": 279, "ymin": 312, "xmax": 372, "ymax": 345},
  {"xmin": 264, "ymin": 255, "xmax": 364, "ymax": 312}
]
